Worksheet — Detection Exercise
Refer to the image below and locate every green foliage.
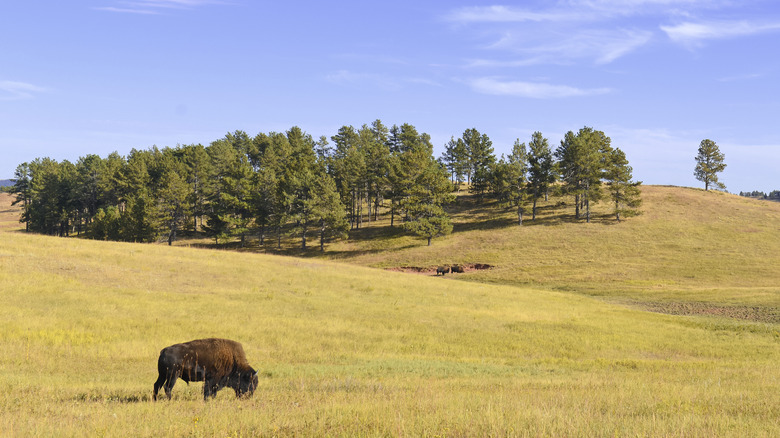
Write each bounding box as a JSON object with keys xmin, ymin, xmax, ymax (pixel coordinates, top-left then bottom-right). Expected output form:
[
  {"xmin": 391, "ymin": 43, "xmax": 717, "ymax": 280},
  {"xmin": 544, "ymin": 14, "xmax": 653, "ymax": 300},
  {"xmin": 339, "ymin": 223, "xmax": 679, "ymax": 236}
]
[
  {"xmin": 462, "ymin": 128, "xmax": 495, "ymax": 197},
  {"xmin": 694, "ymin": 139, "xmax": 726, "ymax": 191},
  {"xmin": 526, "ymin": 131, "xmax": 555, "ymax": 220},
  {"xmin": 12, "ymin": 122, "xmax": 644, "ymax": 251},
  {"xmin": 555, "ymin": 127, "xmax": 614, "ymax": 222},
  {"xmin": 604, "ymin": 148, "xmax": 642, "ymax": 221}
]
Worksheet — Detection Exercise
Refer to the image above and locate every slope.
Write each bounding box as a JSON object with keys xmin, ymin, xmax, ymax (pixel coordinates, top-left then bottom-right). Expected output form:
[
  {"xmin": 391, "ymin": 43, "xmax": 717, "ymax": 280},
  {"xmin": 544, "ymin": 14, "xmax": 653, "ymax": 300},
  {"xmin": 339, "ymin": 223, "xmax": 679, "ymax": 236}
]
[
  {"xmin": 325, "ymin": 186, "xmax": 780, "ymax": 320},
  {"xmin": 0, "ymin": 192, "xmax": 778, "ymax": 436}
]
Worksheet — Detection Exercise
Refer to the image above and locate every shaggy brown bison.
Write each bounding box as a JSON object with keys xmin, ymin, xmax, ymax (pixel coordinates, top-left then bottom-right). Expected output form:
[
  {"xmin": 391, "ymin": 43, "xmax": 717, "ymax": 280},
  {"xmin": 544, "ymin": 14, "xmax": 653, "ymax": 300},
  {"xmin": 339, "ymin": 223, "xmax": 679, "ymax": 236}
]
[
  {"xmin": 436, "ymin": 266, "xmax": 450, "ymax": 276},
  {"xmin": 153, "ymin": 338, "xmax": 259, "ymax": 401},
  {"xmin": 451, "ymin": 265, "xmax": 464, "ymax": 273}
]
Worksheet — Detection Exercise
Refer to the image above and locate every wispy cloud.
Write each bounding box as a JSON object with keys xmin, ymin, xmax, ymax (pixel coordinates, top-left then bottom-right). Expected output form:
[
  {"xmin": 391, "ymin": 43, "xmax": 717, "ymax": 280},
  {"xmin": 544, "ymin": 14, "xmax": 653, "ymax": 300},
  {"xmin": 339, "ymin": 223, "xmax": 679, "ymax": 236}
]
[
  {"xmin": 661, "ymin": 20, "xmax": 780, "ymax": 46},
  {"xmin": 485, "ymin": 28, "xmax": 653, "ymax": 66},
  {"xmin": 0, "ymin": 81, "xmax": 46, "ymax": 101},
  {"xmin": 326, "ymin": 70, "xmax": 441, "ymax": 90},
  {"xmin": 468, "ymin": 77, "xmax": 612, "ymax": 99},
  {"xmin": 445, "ymin": 5, "xmax": 654, "ymax": 66},
  {"xmin": 445, "ymin": 5, "xmax": 581, "ymax": 23},
  {"xmin": 95, "ymin": 0, "xmax": 226, "ymax": 15}
]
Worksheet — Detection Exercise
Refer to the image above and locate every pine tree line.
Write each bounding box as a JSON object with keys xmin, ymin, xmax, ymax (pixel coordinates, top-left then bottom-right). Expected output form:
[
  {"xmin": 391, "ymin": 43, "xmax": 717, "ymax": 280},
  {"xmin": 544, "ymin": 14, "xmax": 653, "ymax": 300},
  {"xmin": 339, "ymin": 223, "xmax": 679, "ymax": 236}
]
[
  {"xmin": 441, "ymin": 126, "xmax": 642, "ymax": 223},
  {"xmin": 10, "ymin": 123, "xmax": 641, "ymax": 249},
  {"xmin": 10, "ymin": 121, "xmax": 454, "ymax": 248}
]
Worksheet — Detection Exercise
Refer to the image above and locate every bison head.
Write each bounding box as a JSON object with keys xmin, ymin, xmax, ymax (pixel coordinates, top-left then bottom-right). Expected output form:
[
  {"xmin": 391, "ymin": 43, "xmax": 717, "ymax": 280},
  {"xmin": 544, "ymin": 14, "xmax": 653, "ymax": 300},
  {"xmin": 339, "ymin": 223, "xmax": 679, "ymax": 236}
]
[{"xmin": 235, "ymin": 369, "xmax": 259, "ymax": 398}]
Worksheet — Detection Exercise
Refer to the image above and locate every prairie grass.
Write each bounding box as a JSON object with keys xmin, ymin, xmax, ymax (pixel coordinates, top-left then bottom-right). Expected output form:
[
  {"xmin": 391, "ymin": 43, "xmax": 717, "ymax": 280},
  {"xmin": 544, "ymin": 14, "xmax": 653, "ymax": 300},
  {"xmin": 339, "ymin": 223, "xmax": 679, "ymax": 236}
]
[
  {"xmin": 325, "ymin": 186, "xmax": 780, "ymax": 315},
  {"xmin": 0, "ymin": 192, "xmax": 779, "ymax": 436}
]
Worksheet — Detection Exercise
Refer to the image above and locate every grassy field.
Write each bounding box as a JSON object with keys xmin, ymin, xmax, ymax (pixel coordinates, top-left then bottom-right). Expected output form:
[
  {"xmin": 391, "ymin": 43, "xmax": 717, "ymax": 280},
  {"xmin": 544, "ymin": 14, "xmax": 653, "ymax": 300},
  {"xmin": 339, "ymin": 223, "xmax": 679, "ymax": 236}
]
[
  {"xmin": 324, "ymin": 186, "xmax": 780, "ymax": 321},
  {"xmin": 0, "ymin": 190, "xmax": 779, "ymax": 436}
]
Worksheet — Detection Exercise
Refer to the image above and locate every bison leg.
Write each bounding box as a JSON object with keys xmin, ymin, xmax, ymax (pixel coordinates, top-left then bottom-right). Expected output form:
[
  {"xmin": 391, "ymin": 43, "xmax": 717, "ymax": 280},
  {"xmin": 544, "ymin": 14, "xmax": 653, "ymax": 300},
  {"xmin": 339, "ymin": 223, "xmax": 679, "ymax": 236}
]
[
  {"xmin": 153, "ymin": 372, "xmax": 166, "ymax": 401},
  {"xmin": 203, "ymin": 378, "xmax": 218, "ymax": 400},
  {"xmin": 161, "ymin": 367, "xmax": 180, "ymax": 400},
  {"xmin": 203, "ymin": 377, "xmax": 229, "ymax": 400}
]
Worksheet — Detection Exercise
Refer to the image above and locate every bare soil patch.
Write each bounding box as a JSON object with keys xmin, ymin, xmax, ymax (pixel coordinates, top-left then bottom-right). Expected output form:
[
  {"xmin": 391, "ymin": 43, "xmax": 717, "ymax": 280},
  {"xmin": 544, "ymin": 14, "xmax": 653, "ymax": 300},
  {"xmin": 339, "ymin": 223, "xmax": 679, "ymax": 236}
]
[
  {"xmin": 386, "ymin": 263, "xmax": 494, "ymax": 276},
  {"xmin": 638, "ymin": 301, "xmax": 779, "ymax": 324}
]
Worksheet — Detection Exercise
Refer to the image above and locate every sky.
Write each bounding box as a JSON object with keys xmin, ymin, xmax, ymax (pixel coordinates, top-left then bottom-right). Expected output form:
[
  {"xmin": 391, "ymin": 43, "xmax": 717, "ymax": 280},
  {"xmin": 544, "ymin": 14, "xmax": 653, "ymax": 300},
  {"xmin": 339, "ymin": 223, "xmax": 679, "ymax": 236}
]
[{"xmin": 1, "ymin": 0, "xmax": 779, "ymax": 192}]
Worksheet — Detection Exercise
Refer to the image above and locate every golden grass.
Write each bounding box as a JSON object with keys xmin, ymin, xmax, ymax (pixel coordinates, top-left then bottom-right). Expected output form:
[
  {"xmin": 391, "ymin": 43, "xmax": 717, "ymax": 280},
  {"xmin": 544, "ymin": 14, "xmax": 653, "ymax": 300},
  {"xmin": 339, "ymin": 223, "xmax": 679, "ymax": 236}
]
[
  {"xmin": 1, "ymin": 194, "xmax": 779, "ymax": 436},
  {"xmin": 325, "ymin": 187, "xmax": 780, "ymax": 315}
]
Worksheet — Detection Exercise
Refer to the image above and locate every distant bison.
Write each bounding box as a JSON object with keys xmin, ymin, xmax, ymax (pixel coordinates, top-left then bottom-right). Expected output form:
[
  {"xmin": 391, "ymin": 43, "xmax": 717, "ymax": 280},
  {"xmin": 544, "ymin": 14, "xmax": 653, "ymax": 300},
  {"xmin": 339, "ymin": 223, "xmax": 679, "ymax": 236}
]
[
  {"xmin": 436, "ymin": 266, "xmax": 450, "ymax": 276},
  {"xmin": 451, "ymin": 265, "xmax": 464, "ymax": 273},
  {"xmin": 153, "ymin": 338, "xmax": 259, "ymax": 401}
]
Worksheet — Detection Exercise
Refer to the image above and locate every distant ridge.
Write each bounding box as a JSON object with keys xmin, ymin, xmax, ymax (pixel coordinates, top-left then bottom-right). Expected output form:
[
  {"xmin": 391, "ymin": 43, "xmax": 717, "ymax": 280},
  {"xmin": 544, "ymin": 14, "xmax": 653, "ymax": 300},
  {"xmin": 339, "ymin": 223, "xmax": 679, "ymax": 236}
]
[{"xmin": 0, "ymin": 180, "xmax": 13, "ymax": 188}]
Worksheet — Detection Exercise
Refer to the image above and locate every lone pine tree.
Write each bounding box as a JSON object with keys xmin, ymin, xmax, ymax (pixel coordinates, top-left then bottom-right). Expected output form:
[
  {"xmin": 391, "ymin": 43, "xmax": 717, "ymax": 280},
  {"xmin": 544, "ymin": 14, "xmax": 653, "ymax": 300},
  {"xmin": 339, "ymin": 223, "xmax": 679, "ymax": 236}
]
[{"xmin": 694, "ymin": 139, "xmax": 726, "ymax": 191}]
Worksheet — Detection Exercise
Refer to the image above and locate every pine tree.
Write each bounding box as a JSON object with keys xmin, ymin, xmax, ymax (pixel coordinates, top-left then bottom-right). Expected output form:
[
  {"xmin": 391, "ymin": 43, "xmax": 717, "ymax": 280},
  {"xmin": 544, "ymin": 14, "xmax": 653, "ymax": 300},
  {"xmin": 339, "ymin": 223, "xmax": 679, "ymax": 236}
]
[
  {"xmin": 10, "ymin": 163, "xmax": 31, "ymax": 232},
  {"xmin": 400, "ymin": 135, "xmax": 454, "ymax": 246},
  {"xmin": 604, "ymin": 148, "xmax": 642, "ymax": 221},
  {"xmin": 694, "ymin": 139, "xmax": 726, "ymax": 191},
  {"xmin": 527, "ymin": 131, "xmax": 554, "ymax": 220},
  {"xmin": 507, "ymin": 140, "xmax": 529, "ymax": 224},
  {"xmin": 462, "ymin": 128, "xmax": 495, "ymax": 198}
]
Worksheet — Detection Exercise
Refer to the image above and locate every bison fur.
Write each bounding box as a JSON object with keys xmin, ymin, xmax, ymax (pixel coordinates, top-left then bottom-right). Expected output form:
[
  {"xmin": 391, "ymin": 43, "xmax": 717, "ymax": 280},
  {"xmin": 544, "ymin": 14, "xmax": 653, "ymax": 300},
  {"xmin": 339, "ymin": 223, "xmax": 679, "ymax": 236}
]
[{"xmin": 153, "ymin": 338, "xmax": 259, "ymax": 401}]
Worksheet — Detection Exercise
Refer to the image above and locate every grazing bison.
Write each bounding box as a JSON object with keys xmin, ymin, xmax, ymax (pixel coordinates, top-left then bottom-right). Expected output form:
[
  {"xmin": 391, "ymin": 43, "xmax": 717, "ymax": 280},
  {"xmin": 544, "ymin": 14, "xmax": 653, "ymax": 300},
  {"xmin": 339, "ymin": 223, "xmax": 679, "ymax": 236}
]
[
  {"xmin": 451, "ymin": 265, "xmax": 464, "ymax": 273},
  {"xmin": 436, "ymin": 266, "xmax": 450, "ymax": 276},
  {"xmin": 153, "ymin": 338, "xmax": 259, "ymax": 401}
]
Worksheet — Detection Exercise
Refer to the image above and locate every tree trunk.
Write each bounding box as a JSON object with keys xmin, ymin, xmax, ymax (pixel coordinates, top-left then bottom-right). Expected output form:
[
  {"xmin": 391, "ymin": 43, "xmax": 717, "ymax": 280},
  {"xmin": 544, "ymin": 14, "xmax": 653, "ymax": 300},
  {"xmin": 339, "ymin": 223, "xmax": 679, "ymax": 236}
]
[
  {"xmin": 585, "ymin": 195, "xmax": 591, "ymax": 223},
  {"xmin": 320, "ymin": 219, "xmax": 325, "ymax": 252},
  {"xmin": 517, "ymin": 204, "xmax": 523, "ymax": 225},
  {"xmin": 532, "ymin": 197, "xmax": 537, "ymax": 220},
  {"xmin": 575, "ymin": 194, "xmax": 580, "ymax": 219},
  {"xmin": 427, "ymin": 236, "xmax": 432, "ymax": 246}
]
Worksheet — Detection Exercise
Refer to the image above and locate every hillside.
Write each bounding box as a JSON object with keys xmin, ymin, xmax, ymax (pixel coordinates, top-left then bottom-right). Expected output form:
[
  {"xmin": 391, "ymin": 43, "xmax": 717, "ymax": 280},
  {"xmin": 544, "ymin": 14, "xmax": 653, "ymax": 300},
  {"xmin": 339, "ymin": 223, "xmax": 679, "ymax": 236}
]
[
  {"xmin": 0, "ymin": 190, "xmax": 778, "ymax": 436},
  {"xmin": 2, "ymin": 185, "xmax": 779, "ymax": 322},
  {"xmin": 322, "ymin": 186, "xmax": 780, "ymax": 321}
]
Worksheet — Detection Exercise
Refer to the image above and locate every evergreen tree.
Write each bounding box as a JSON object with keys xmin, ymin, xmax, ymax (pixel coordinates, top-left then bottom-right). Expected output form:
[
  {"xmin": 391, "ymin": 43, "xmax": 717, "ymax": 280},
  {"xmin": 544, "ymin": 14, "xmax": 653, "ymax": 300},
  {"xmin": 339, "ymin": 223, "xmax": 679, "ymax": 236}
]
[
  {"xmin": 156, "ymin": 152, "xmax": 191, "ymax": 245},
  {"xmin": 26, "ymin": 158, "xmax": 64, "ymax": 235},
  {"xmin": 604, "ymin": 147, "xmax": 642, "ymax": 221},
  {"xmin": 180, "ymin": 144, "xmax": 213, "ymax": 232},
  {"xmin": 694, "ymin": 139, "xmax": 726, "ymax": 191},
  {"xmin": 283, "ymin": 127, "xmax": 319, "ymax": 249},
  {"xmin": 399, "ymin": 129, "xmax": 455, "ymax": 246},
  {"xmin": 205, "ymin": 137, "xmax": 253, "ymax": 245},
  {"xmin": 462, "ymin": 128, "xmax": 495, "ymax": 198},
  {"xmin": 555, "ymin": 127, "xmax": 610, "ymax": 222},
  {"xmin": 311, "ymin": 168, "xmax": 349, "ymax": 251},
  {"xmin": 10, "ymin": 163, "xmax": 31, "ymax": 232},
  {"xmin": 527, "ymin": 131, "xmax": 554, "ymax": 220},
  {"xmin": 507, "ymin": 139, "xmax": 529, "ymax": 224},
  {"xmin": 331, "ymin": 125, "xmax": 365, "ymax": 229}
]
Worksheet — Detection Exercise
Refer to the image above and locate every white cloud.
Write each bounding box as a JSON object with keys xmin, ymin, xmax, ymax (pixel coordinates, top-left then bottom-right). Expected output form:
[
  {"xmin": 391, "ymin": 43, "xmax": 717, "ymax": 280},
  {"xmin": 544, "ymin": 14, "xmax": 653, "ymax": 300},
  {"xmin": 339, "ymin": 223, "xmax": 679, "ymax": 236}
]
[
  {"xmin": 468, "ymin": 78, "xmax": 612, "ymax": 99},
  {"xmin": 661, "ymin": 20, "xmax": 780, "ymax": 45},
  {"xmin": 490, "ymin": 28, "xmax": 653, "ymax": 65},
  {"xmin": 96, "ymin": 0, "xmax": 225, "ymax": 14},
  {"xmin": 326, "ymin": 70, "xmax": 441, "ymax": 90},
  {"xmin": 0, "ymin": 81, "xmax": 46, "ymax": 101},
  {"xmin": 446, "ymin": 5, "xmax": 655, "ymax": 66},
  {"xmin": 445, "ymin": 5, "xmax": 581, "ymax": 23}
]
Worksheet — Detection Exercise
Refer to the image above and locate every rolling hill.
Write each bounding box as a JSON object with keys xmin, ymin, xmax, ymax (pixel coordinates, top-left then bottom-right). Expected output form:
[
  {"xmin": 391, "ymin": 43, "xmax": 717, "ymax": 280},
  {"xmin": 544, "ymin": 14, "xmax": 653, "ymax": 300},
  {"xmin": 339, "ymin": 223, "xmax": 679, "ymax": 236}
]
[{"xmin": 0, "ymin": 188, "xmax": 778, "ymax": 436}]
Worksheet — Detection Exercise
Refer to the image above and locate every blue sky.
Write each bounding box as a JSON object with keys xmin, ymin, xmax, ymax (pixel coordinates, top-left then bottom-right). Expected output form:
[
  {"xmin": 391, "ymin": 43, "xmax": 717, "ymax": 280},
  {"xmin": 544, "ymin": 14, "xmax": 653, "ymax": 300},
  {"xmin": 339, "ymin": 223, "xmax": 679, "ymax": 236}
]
[{"xmin": 2, "ymin": 0, "xmax": 779, "ymax": 192}]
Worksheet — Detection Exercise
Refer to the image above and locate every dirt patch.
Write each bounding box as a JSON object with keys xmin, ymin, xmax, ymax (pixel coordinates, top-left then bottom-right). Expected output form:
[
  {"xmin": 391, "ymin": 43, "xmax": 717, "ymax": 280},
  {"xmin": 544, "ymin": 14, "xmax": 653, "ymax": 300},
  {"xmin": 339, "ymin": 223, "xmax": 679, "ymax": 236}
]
[
  {"xmin": 637, "ymin": 301, "xmax": 780, "ymax": 324},
  {"xmin": 386, "ymin": 263, "xmax": 494, "ymax": 276}
]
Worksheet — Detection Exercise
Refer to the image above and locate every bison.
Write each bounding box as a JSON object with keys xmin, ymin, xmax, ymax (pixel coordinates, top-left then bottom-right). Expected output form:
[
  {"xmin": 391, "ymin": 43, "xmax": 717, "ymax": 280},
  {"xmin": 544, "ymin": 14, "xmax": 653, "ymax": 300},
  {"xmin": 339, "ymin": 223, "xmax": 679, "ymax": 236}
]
[
  {"xmin": 153, "ymin": 338, "xmax": 259, "ymax": 401},
  {"xmin": 451, "ymin": 265, "xmax": 464, "ymax": 273},
  {"xmin": 436, "ymin": 266, "xmax": 450, "ymax": 276}
]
